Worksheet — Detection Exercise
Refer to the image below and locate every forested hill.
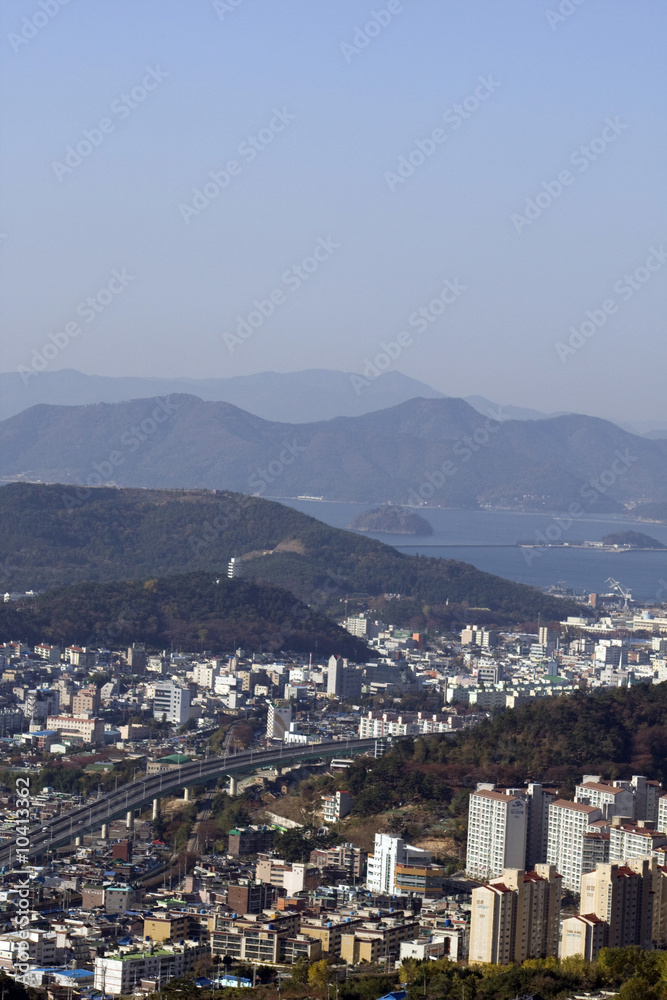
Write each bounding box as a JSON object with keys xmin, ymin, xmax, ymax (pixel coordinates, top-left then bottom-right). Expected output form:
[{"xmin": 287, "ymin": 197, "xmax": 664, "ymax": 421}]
[
  {"xmin": 0, "ymin": 483, "xmax": 585, "ymax": 628},
  {"xmin": 341, "ymin": 682, "xmax": 667, "ymax": 813},
  {"xmin": 0, "ymin": 572, "xmax": 370, "ymax": 657}
]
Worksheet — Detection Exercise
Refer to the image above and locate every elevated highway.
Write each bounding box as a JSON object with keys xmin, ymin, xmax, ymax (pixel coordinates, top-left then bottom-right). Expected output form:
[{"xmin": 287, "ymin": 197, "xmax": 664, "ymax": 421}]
[{"xmin": 0, "ymin": 737, "xmax": 385, "ymax": 866}]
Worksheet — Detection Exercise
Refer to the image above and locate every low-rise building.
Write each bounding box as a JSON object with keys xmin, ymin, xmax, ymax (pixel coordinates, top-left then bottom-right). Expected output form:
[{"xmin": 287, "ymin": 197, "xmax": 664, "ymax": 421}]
[{"xmin": 94, "ymin": 942, "xmax": 207, "ymax": 995}]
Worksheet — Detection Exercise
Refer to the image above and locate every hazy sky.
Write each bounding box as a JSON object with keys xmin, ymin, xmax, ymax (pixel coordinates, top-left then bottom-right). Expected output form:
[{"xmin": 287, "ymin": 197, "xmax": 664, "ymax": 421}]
[{"xmin": 1, "ymin": 0, "xmax": 665, "ymax": 420}]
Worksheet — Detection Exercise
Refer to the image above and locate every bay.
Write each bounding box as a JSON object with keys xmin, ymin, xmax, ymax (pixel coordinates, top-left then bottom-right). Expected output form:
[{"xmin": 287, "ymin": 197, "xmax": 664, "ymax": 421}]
[{"xmin": 273, "ymin": 498, "xmax": 667, "ymax": 602}]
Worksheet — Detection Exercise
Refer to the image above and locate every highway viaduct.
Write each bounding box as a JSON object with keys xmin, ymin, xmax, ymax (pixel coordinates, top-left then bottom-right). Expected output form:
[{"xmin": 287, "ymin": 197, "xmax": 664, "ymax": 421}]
[{"xmin": 0, "ymin": 737, "xmax": 386, "ymax": 866}]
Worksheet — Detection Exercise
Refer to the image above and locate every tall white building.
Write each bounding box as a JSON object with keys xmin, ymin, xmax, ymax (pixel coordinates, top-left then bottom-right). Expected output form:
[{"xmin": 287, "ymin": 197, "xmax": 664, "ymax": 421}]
[
  {"xmin": 575, "ymin": 778, "xmax": 634, "ymax": 821},
  {"xmin": 546, "ymin": 799, "xmax": 604, "ymax": 892},
  {"xmin": 465, "ymin": 787, "xmax": 527, "ymax": 881},
  {"xmin": 327, "ymin": 655, "xmax": 362, "ymax": 702},
  {"xmin": 266, "ymin": 703, "xmax": 292, "ymax": 740},
  {"xmin": 608, "ymin": 822, "xmax": 667, "ymax": 862},
  {"xmin": 153, "ymin": 681, "xmax": 190, "ymax": 726},
  {"xmin": 191, "ymin": 662, "xmax": 220, "ymax": 690},
  {"xmin": 525, "ymin": 783, "xmax": 558, "ymax": 869},
  {"xmin": 367, "ymin": 834, "xmax": 431, "ymax": 894}
]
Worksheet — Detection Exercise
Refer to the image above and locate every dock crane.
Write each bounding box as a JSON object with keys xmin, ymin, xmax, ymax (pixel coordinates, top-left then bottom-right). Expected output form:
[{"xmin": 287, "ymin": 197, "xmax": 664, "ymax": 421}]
[{"xmin": 605, "ymin": 577, "xmax": 633, "ymax": 610}]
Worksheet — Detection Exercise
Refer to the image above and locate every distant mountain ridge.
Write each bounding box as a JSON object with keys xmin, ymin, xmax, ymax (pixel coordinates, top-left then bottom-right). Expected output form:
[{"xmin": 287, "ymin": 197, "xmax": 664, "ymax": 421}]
[
  {"xmin": 0, "ymin": 394, "xmax": 665, "ymax": 511},
  {"xmin": 2, "ymin": 367, "xmax": 663, "ymax": 436},
  {"xmin": 0, "ymin": 368, "xmax": 445, "ymax": 424}
]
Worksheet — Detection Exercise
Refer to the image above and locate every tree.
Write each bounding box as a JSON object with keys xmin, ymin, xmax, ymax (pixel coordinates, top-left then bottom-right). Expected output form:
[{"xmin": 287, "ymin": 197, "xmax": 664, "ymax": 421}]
[
  {"xmin": 618, "ymin": 979, "xmax": 661, "ymax": 1000},
  {"xmin": 290, "ymin": 956, "xmax": 309, "ymax": 985},
  {"xmin": 308, "ymin": 959, "xmax": 330, "ymax": 993}
]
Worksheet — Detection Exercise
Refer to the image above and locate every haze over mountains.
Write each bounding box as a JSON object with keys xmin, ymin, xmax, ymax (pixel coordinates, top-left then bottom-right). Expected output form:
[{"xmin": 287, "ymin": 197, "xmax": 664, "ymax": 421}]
[
  {"xmin": 1, "ymin": 393, "xmax": 666, "ymax": 512},
  {"xmin": 1, "ymin": 369, "xmax": 445, "ymax": 424}
]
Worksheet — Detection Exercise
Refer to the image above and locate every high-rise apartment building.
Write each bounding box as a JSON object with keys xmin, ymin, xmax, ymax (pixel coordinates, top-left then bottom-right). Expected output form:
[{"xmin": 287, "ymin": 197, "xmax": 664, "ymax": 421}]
[
  {"xmin": 609, "ymin": 821, "xmax": 667, "ymax": 863},
  {"xmin": 560, "ymin": 914, "xmax": 606, "ymax": 961},
  {"xmin": 546, "ymin": 800, "xmax": 604, "ymax": 892},
  {"xmin": 580, "ymin": 861, "xmax": 653, "ymax": 951},
  {"xmin": 524, "ymin": 783, "xmax": 558, "ymax": 869},
  {"xmin": 469, "ymin": 865, "xmax": 561, "ymax": 965},
  {"xmin": 466, "ymin": 787, "xmax": 527, "ymax": 881},
  {"xmin": 575, "ymin": 777, "xmax": 635, "ymax": 821},
  {"xmin": 266, "ymin": 703, "xmax": 292, "ymax": 740}
]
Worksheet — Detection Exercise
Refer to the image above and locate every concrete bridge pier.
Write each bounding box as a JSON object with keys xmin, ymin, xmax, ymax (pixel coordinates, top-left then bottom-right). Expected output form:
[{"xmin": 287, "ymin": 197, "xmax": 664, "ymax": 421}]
[
  {"xmin": 183, "ymin": 787, "xmax": 191, "ymax": 802},
  {"xmin": 152, "ymin": 798, "xmax": 160, "ymax": 820},
  {"xmin": 101, "ymin": 823, "xmax": 109, "ymax": 840},
  {"xmin": 74, "ymin": 836, "xmax": 81, "ymax": 847},
  {"xmin": 228, "ymin": 776, "xmax": 238, "ymax": 796},
  {"xmin": 126, "ymin": 810, "xmax": 134, "ymax": 831}
]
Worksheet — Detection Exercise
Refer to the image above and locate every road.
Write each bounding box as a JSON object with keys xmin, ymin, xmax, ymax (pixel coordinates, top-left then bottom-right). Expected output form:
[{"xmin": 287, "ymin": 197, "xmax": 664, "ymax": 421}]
[{"xmin": 0, "ymin": 737, "xmax": 383, "ymax": 865}]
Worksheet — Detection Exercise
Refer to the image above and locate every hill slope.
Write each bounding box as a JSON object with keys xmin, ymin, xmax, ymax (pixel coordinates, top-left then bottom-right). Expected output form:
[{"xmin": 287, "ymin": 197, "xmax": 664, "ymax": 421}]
[
  {"xmin": 0, "ymin": 483, "xmax": 584, "ymax": 626},
  {"xmin": 0, "ymin": 394, "xmax": 663, "ymax": 510},
  {"xmin": 342, "ymin": 681, "xmax": 667, "ymax": 807},
  {"xmin": 0, "ymin": 572, "xmax": 370, "ymax": 657}
]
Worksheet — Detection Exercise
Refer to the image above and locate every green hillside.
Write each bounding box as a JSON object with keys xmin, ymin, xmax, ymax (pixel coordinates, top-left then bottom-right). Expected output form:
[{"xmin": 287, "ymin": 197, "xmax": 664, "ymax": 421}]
[
  {"xmin": 0, "ymin": 483, "xmax": 586, "ymax": 627},
  {"xmin": 0, "ymin": 572, "xmax": 369, "ymax": 657},
  {"xmin": 342, "ymin": 681, "xmax": 667, "ymax": 813}
]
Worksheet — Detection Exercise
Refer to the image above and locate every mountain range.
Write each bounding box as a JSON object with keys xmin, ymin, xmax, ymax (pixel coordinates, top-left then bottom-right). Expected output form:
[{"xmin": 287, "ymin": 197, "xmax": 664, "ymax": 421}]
[
  {"xmin": 1, "ymin": 394, "xmax": 666, "ymax": 511},
  {"xmin": 4, "ymin": 368, "xmax": 666, "ymax": 436}
]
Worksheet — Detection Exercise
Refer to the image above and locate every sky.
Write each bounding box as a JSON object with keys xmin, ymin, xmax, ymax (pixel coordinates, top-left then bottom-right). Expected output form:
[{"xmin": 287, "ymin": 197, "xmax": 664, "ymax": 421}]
[{"xmin": 1, "ymin": 0, "xmax": 666, "ymax": 421}]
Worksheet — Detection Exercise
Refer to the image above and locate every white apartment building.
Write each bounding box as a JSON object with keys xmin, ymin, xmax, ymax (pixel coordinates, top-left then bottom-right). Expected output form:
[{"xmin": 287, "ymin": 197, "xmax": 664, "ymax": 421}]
[
  {"xmin": 575, "ymin": 777, "xmax": 634, "ymax": 821},
  {"xmin": 94, "ymin": 943, "xmax": 207, "ymax": 995},
  {"xmin": 657, "ymin": 795, "xmax": 667, "ymax": 834},
  {"xmin": 152, "ymin": 681, "xmax": 190, "ymax": 726},
  {"xmin": 546, "ymin": 800, "xmax": 603, "ymax": 892},
  {"xmin": 465, "ymin": 787, "xmax": 527, "ymax": 881},
  {"xmin": 321, "ymin": 790, "xmax": 353, "ymax": 823},
  {"xmin": 345, "ymin": 616, "xmax": 368, "ymax": 637},
  {"xmin": 266, "ymin": 703, "xmax": 292, "ymax": 740},
  {"xmin": 367, "ymin": 834, "xmax": 432, "ymax": 894},
  {"xmin": 46, "ymin": 715, "xmax": 104, "ymax": 745},
  {"xmin": 0, "ymin": 929, "xmax": 57, "ymax": 970},
  {"xmin": 358, "ymin": 711, "xmax": 420, "ymax": 738},
  {"xmin": 608, "ymin": 822, "xmax": 667, "ymax": 863},
  {"xmin": 191, "ymin": 663, "xmax": 220, "ymax": 690}
]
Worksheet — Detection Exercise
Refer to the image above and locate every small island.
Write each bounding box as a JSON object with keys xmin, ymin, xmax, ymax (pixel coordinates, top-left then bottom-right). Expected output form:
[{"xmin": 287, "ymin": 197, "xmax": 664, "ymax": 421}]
[
  {"xmin": 347, "ymin": 504, "xmax": 433, "ymax": 536},
  {"xmin": 600, "ymin": 530, "xmax": 666, "ymax": 549}
]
